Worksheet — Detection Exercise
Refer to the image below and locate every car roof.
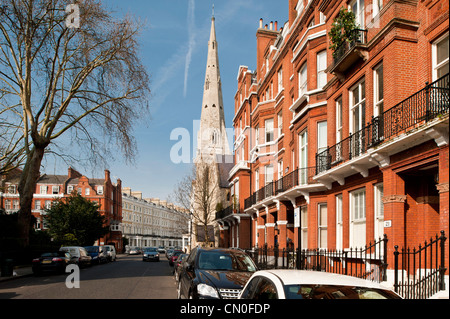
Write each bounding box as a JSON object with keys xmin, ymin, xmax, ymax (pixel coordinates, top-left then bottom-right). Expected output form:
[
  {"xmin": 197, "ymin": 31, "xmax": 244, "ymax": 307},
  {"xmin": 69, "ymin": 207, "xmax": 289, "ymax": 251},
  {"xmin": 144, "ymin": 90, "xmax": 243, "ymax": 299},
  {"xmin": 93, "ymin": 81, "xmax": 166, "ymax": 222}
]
[
  {"xmin": 253, "ymin": 270, "xmax": 391, "ymax": 289},
  {"xmin": 196, "ymin": 247, "xmax": 246, "ymax": 253}
]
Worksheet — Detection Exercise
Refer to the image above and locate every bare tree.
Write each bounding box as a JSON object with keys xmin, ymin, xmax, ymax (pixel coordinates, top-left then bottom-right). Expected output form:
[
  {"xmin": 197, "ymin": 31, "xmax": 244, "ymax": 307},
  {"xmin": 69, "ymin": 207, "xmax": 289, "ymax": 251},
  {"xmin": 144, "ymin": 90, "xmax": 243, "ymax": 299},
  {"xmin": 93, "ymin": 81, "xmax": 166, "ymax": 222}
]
[
  {"xmin": 0, "ymin": 0, "xmax": 150, "ymax": 246},
  {"xmin": 172, "ymin": 160, "xmax": 219, "ymax": 247}
]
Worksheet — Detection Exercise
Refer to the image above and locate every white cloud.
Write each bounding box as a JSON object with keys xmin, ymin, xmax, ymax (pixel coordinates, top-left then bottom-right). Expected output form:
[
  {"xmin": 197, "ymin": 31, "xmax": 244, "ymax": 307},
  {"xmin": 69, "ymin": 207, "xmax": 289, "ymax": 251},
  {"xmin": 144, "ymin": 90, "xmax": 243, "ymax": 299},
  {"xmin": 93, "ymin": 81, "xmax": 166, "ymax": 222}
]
[{"xmin": 184, "ymin": 0, "xmax": 196, "ymax": 97}]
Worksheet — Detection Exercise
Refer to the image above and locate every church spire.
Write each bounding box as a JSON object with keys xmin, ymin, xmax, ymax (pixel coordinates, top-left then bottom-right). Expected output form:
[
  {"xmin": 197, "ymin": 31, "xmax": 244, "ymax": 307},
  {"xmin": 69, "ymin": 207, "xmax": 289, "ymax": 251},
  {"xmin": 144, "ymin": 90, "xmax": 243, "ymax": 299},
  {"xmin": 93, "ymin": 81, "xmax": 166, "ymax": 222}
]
[{"xmin": 196, "ymin": 10, "xmax": 231, "ymax": 161}]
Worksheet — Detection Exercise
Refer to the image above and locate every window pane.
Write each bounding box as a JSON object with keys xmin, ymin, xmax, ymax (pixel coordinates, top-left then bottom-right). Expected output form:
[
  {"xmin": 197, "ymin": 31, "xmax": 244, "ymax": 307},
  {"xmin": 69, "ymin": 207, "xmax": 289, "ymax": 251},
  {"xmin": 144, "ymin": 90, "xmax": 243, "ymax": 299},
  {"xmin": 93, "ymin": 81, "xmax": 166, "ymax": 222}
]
[{"xmin": 437, "ymin": 36, "xmax": 449, "ymax": 65}]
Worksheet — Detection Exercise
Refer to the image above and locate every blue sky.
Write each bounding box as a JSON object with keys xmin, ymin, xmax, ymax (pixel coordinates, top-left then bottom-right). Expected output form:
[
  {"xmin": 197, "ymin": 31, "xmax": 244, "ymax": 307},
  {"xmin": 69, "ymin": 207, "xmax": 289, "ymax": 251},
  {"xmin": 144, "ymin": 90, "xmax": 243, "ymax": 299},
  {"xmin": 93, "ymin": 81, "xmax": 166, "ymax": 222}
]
[{"xmin": 45, "ymin": 0, "xmax": 289, "ymax": 202}]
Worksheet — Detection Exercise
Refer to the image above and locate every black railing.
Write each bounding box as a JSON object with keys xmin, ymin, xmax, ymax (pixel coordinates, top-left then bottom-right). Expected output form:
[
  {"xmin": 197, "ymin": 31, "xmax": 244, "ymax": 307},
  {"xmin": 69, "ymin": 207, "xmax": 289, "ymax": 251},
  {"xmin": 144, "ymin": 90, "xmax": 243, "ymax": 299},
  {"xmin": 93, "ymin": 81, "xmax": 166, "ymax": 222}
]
[
  {"xmin": 245, "ymin": 235, "xmax": 388, "ymax": 283},
  {"xmin": 316, "ymin": 73, "xmax": 450, "ymax": 174},
  {"xmin": 394, "ymin": 231, "xmax": 447, "ymax": 299},
  {"xmin": 215, "ymin": 205, "xmax": 237, "ymax": 220},
  {"xmin": 332, "ymin": 28, "xmax": 367, "ymax": 65},
  {"xmin": 244, "ymin": 167, "xmax": 316, "ymax": 209}
]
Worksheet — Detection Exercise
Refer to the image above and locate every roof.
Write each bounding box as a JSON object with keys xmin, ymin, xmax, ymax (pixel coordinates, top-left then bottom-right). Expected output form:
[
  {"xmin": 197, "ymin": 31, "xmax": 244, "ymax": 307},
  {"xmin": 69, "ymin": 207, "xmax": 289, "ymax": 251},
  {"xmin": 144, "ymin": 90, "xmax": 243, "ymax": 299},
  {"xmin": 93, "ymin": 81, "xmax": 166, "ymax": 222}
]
[
  {"xmin": 36, "ymin": 174, "xmax": 68, "ymax": 184},
  {"xmin": 216, "ymin": 154, "xmax": 234, "ymax": 188}
]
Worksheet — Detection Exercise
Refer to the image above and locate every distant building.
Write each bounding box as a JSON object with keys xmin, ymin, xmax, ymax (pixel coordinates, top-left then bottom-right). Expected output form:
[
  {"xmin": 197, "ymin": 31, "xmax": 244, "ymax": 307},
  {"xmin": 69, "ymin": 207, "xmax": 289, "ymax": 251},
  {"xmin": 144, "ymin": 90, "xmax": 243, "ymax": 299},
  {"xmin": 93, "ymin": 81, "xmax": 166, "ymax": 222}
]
[
  {"xmin": 121, "ymin": 188, "xmax": 189, "ymax": 249},
  {"xmin": 1, "ymin": 167, "xmax": 123, "ymax": 252}
]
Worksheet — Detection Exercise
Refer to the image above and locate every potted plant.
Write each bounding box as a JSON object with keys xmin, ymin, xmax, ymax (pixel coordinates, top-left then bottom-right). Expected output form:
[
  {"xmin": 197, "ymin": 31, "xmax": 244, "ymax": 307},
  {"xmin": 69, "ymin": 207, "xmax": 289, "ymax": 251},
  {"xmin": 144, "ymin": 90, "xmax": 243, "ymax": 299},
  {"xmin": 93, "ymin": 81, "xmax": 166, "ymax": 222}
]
[{"xmin": 329, "ymin": 7, "xmax": 358, "ymax": 59}]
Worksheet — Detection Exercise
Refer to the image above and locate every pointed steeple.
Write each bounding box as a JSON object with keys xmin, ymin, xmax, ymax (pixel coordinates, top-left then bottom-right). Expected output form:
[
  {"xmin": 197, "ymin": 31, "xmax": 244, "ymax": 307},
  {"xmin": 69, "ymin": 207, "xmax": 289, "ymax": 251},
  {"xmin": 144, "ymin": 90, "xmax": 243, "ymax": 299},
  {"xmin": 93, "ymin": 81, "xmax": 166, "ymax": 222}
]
[{"xmin": 196, "ymin": 12, "xmax": 231, "ymax": 161}]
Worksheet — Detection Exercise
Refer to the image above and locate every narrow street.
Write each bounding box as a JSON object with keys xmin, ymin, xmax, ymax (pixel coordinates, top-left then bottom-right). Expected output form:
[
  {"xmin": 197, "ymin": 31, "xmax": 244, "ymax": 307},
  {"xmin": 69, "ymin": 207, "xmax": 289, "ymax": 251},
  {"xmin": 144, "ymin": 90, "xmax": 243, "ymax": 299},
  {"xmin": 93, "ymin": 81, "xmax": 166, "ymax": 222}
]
[{"xmin": 0, "ymin": 254, "xmax": 177, "ymax": 299}]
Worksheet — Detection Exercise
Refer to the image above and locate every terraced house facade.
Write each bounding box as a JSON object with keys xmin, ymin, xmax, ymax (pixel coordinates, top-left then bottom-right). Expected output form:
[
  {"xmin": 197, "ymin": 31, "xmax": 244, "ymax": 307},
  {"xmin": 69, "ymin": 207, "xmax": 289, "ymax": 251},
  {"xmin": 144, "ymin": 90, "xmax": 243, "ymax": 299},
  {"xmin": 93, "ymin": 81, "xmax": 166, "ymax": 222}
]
[
  {"xmin": 1, "ymin": 167, "xmax": 124, "ymax": 252},
  {"xmin": 216, "ymin": 0, "xmax": 448, "ymax": 292}
]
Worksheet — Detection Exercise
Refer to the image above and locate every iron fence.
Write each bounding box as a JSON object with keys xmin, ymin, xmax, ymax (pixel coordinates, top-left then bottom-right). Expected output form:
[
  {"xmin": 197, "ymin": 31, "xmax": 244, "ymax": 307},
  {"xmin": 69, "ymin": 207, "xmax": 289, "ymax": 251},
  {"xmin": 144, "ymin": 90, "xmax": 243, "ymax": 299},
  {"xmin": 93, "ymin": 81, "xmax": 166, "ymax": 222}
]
[
  {"xmin": 394, "ymin": 231, "xmax": 447, "ymax": 299},
  {"xmin": 245, "ymin": 235, "xmax": 388, "ymax": 283}
]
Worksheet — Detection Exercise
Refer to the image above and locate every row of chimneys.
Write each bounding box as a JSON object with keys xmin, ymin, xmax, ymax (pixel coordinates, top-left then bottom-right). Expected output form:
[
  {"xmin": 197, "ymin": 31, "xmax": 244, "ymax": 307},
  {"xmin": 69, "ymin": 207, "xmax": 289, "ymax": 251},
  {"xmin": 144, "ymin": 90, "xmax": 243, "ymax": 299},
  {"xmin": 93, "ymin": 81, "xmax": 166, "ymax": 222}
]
[{"xmin": 259, "ymin": 18, "xmax": 278, "ymax": 31}]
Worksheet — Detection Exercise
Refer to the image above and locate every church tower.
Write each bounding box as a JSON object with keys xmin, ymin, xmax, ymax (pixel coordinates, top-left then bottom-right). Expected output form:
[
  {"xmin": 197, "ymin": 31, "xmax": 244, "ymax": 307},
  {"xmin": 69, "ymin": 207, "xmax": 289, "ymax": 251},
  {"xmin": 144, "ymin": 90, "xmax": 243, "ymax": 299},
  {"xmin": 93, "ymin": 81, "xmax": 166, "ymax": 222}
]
[
  {"xmin": 191, "ymin": 12, "xmax": 234, "ymax": 248},
  {"xmin": 196, "ymin": 14, "xmax": 231, "ymax": 162}
]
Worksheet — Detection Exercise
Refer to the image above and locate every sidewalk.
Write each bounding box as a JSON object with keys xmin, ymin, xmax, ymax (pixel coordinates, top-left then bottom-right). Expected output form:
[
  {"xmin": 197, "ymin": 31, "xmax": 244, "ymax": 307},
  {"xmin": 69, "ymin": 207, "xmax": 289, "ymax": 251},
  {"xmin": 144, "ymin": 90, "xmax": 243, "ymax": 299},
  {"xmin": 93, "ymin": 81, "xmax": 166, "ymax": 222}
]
[{"xmin": 0, "ymin": 265, "xmax": 34, "ymax": 282}]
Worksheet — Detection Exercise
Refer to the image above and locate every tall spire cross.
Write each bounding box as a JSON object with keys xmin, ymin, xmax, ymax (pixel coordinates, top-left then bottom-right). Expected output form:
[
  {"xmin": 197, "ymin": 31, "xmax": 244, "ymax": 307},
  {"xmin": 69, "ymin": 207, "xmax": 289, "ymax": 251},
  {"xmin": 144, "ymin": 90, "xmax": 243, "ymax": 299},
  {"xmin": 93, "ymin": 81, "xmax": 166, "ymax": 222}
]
[{"xmin": 212, "ymin": 4, "xmax": 214, "ymax": 18}]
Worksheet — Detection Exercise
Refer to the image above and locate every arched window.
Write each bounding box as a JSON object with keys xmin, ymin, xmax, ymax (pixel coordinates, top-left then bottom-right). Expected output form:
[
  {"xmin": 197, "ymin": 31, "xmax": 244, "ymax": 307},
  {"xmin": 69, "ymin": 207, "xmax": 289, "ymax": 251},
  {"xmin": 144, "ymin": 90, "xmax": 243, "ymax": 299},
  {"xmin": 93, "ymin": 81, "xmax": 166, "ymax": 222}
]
[{"xmin": 211, "ymin": 130, "xmax": 219, "ymax": 144}]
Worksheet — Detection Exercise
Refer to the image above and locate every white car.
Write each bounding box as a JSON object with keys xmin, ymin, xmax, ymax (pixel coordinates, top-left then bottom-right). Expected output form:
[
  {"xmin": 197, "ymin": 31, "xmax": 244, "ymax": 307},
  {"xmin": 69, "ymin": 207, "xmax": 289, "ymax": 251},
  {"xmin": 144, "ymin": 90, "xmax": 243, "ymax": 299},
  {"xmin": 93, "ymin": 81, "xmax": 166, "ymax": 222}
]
[{"xmin": 238, "ymin": 270, "xmax": 402, "ymax": 299}]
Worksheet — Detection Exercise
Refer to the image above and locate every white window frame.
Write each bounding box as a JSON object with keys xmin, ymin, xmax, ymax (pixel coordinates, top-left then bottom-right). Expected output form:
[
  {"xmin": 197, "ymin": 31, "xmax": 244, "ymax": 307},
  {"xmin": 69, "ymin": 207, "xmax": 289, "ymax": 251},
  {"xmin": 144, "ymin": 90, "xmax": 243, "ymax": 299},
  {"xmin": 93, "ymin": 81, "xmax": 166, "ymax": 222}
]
[
  {"xmin": 265, "ymin": 164, "xmax": 273, "ymax": 185},
  {"xmin": 336, "ymin": 98, "xmax": 343, "ymax": 161},
  {"xmin": 278, "ymin": 160, "xmax": 283, "ymax": 179},
  {"xmin": 350, "ymin": 188, "xmax": 366, "ymax": 248},
  {"xmin": 265, "ymin": 118, "xmax": 274, "ymax": 143},
  {"xmin": 372, "ymin": 0, "xmax": 383, "ymax": 18},
  {"xmin": 318, "ymin": 203, "xmax": 328, "ymax": 249},
  {"xmin": 317, "ymin": 121, "xmax": 327, "ymax": 155},
  {"xmin": 317, "ymin": 50, "xmax": 327, "ymax": 89},
  {"xmin": 299, "ymin": 63, "xmax": 307, "ymax": 98},
  {"xmin": 40, "ymin": 185, "xmax": 47, "ymax": 195},
  {"xmin": 432, "ymin": 32, "xmax": 449, "ymax": 81},
  {"xmin": 277, "ymin": 111, "xmax": 283, "ymax": 138},
  {"xmin": 373, "ymin": 62, "xmax": 384, "ymax": 117},
  {"xmin": 278, "ymin": 67, "xmax": 283, "ymax": 93},
  {"xmin": 349, "ymin": 79, "xmax": 366, "ymax": 134},
  {"xmin": 374, "ymin": 183, "xmax": 384, "ymax": 240},
  {"xmin": 301, "ymin": 206, "xmax": 308, "ymax": 249},
  {"xmin": 299, "ymin": 130, "xmax": 308, "ymax": 184},
  {"xmin": 349, "ymin": 0, "xmax": 365, "ymax": 28},
  {"xmin": 336, "ymin": 195, "xmax": 343, "ymax": 250}
]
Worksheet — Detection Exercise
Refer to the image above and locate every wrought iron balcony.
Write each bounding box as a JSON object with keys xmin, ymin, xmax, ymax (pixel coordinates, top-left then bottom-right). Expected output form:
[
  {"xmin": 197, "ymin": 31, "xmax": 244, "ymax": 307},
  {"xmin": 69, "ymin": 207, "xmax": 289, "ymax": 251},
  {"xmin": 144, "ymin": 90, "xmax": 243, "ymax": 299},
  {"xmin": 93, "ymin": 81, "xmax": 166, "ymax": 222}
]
[
  {"xmin": 329, "ymin": 29, "xmax": 368, "ymax": 77},
  {"xmin": 316, "ymin": 73, "xmax": 449, "ymax": 175},
  {"xmin": 215, "ymin": 205, "xmax": 237, "ymax": 220},
  {"xmin": 244, "ymin": 167, "xmax": 317, "ymax": 210}
]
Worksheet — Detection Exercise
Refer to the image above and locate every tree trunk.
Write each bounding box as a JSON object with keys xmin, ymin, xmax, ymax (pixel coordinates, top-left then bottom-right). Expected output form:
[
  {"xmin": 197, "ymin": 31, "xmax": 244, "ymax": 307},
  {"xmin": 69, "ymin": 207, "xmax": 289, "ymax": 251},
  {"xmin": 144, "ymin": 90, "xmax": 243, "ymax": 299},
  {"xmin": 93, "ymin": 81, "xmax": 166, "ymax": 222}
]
[{"xmin": 17, "ymin": 145, "xmax": 46, "ymax": 247}]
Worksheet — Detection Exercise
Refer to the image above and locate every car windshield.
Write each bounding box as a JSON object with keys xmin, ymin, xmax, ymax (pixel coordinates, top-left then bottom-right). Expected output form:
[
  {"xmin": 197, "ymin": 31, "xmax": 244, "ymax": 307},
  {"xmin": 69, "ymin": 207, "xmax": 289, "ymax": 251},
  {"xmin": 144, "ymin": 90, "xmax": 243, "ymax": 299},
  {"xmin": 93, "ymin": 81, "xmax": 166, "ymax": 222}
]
[
  {"xmin": 84, "ymin": 246, "xmax": 98, "ymax": 253},
  {"xmin": 41, "ymin": 252, "xmax": 66, "ymax": 258},
  {"xmin": 197, "ymin": 251, "xmax": 257, "ymax": 272},
  {"xmin": 144, "ymin": 248, "xmax": 157, "ymax": 252},
  {"xmin": 284, "ymin": 285, "xmax": 401, "ymax": 299}
]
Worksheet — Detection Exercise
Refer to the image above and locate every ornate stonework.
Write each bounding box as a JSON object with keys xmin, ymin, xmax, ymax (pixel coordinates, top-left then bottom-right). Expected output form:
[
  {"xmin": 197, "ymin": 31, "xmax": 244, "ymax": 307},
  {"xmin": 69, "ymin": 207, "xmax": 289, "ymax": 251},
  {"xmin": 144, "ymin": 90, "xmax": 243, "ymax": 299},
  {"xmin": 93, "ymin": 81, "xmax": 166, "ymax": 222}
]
[
  {"xmin": 382, "ymin": 195, "xmax": 407, "ymax": 203},
  {"xmin": 436, "ymin": 182, "xmax": 449, "ymax": 193}
]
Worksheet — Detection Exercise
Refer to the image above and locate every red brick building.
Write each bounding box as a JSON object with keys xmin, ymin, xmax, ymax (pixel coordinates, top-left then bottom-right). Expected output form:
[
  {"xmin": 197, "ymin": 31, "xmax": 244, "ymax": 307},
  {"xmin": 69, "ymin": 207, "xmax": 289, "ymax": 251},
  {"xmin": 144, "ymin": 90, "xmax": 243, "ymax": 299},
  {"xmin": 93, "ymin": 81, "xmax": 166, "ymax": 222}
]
[
  {"xmin": 1, "ymin": 167, "xmax": 123, "ymax": 252},
  {"xmin": 216, "ymin": 0, "xmax": 448, "ymax": 287}
]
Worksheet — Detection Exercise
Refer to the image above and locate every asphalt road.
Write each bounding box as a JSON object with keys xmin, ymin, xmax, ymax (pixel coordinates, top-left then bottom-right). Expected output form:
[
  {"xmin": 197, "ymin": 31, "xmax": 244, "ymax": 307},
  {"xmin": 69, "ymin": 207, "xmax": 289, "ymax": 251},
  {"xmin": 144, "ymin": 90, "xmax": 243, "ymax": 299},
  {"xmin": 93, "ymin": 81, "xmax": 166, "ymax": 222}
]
[{"xmin": 0, "ymin": 254, "xmax": 177, "ymax": 299}]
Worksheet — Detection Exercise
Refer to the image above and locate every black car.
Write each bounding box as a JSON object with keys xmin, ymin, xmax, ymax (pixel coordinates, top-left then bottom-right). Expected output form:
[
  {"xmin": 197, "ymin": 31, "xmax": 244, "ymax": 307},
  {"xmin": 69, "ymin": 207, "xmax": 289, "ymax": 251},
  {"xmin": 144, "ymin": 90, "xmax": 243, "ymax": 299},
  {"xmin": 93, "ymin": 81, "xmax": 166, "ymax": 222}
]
[
  {"xmin": 32, "ymin": 251, "xmax": 75, "ymax": 275},
  {"xmin": 177, "ymin": 247, "xmax": 257, "ymax": 299}
]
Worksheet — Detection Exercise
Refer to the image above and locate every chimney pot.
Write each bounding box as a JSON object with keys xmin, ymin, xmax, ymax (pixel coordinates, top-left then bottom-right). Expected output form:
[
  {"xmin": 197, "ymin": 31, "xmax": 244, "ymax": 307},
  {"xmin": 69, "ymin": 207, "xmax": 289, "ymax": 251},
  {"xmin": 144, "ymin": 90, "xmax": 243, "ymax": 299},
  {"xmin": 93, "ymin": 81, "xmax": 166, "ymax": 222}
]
[
  {"xmin": 259, "ymin": 18, "xmax": 263, "ymax": 29},
  {"xmin": 270, "ymin": 21, "xmax": 273, "ymax": 30}
]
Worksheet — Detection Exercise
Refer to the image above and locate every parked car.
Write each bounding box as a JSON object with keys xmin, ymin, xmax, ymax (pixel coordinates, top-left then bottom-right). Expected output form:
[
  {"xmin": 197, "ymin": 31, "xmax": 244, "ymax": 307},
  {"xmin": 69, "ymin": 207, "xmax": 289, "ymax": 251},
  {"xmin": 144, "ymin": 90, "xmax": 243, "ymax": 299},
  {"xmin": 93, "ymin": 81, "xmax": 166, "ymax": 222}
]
[
  {"xmin": 174, "ymin": 253, "xmax": 188, "ymax": 281},
  {"xmin": 84, "ymin": 246, "xmax": 108, "ymax": 264},
  {"xmin": 128, "ymin": 246, "xmax": 141, "ymax": 255},
  {"xmin": 102, "ymin": 245, "xmax": 117, "ymax": 261},
  {"xmin": 177, "ymin": 247, "xmax": 257, "ymax": 299},
  {"xmin": 158, "ymin": 246, "xmax": 165, "ymax": 253},
  {"xmin": 166, "ymin": 248, "xmax": 174, "ymax": 259},
  {"xmin": 32, "ymin": 251, "xmax": 75, "ymax": 275},
  {"xmin": 239, "ymin": 269, "xmax": 402, "ymax": 299},
  {"xmin": 168, "ymin": 250, "xmax": 183, "ymax": 266},
  {"xmin": 142, "ymin": 247, "xmax": 160, "ymax": 262},
  {"xmin": 59, "ymin": 246, "xmax": 92, "ymax": 268}
]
